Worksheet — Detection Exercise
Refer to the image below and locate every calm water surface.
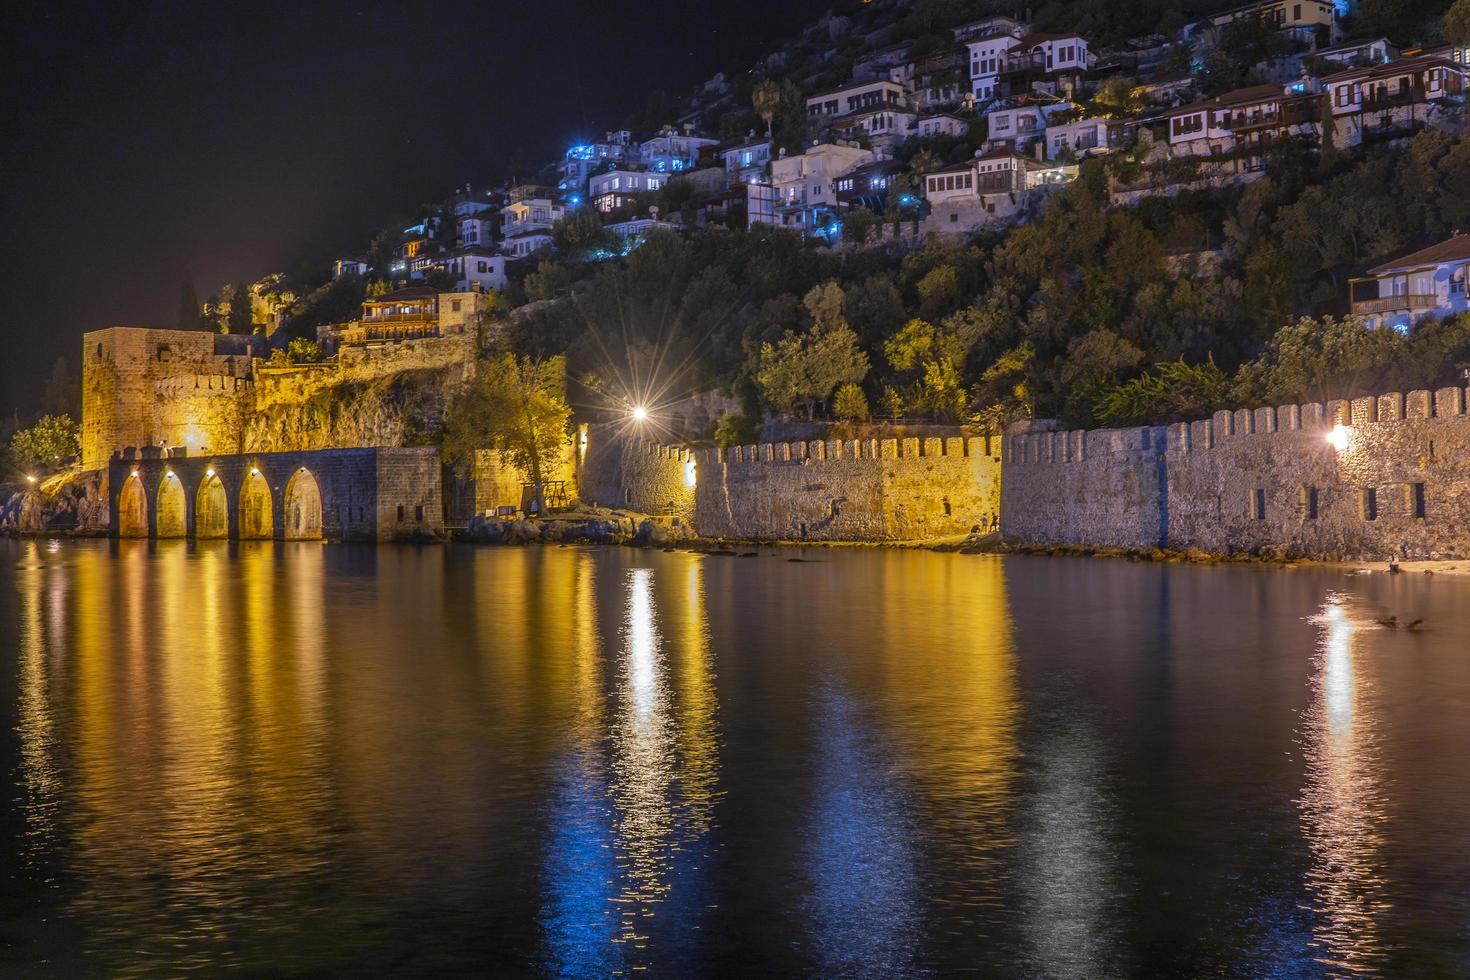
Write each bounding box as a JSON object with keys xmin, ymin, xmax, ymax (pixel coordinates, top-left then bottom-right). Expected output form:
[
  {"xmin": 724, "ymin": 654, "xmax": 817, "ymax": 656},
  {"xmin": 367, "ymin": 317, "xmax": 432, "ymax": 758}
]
[{"xmin": 2, "ymin": 539, "xmax": 1469, "ymax": 977}]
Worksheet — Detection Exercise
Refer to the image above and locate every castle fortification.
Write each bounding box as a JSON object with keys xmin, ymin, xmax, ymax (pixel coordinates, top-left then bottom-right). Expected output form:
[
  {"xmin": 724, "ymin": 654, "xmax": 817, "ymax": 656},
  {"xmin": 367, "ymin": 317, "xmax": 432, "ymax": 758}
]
[{"xmin": 1003, "ymin": 386, "xmax": 1470, "ymax": 559}]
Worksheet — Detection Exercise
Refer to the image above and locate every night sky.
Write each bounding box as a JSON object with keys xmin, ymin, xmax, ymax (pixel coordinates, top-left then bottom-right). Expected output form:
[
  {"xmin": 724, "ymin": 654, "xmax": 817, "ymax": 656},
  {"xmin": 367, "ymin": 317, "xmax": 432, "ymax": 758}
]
[{"xmin": 0, "ymin": 0, "xmax": 829, "ymax": 416}]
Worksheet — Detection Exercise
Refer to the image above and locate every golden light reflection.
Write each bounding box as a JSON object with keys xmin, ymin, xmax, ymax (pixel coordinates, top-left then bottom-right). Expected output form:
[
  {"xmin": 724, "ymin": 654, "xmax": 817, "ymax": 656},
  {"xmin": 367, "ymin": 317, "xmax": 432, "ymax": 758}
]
[{"xmin": 1299, "ymin": 595, "xmax": 1390, "ymax": 973}]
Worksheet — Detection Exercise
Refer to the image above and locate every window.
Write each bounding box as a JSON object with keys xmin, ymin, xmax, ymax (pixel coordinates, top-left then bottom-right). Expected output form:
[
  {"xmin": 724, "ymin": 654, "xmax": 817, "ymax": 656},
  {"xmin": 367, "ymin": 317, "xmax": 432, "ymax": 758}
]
[
  {"xmin": 1293, "ymin": 3, "xmax": 1301, "ymax": 17},
  {"xmin": 1301, "ymin": 486, "xmax": 1319, "ymax": 520},
  {"xmin": 1360, "ymin": 488, "xmax": 1378, "ymax": 521},
  {"xmin": 1251, "ymin": 488, "xmax": 1266, "ymax": 520},
  {"xmin": 1407, "ymin": 482, "xmax": 1426, "ymax": 518},
  {"xmin": 451, "ymin": 300, "xmax": 462, "ymax": 312},
  {"xmin": 415, "ymin": 505, "xmax": 424, "ymax": 522},
  {"xmin": 477, "ymin": 261, "xmax": 487, "ymax": 273},
  {"xmin": 397, "ymin": 504, "xmax": 405, "ymax": 522}
]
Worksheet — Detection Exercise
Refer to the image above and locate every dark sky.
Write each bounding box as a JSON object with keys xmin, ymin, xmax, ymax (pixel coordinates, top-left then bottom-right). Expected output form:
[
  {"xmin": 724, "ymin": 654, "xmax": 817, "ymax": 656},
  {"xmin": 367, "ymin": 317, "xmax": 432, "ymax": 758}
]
[{"xmin": 0, "ymin": 0, "xmax": 829, "ymax": 416}]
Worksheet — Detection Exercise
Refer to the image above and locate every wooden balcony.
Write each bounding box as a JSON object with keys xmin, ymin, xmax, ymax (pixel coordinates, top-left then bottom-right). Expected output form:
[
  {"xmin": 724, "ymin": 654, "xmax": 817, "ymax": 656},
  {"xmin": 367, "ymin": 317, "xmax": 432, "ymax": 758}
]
[{"xmin": 1350, "ymin": 294, "xmax": 1434, "ymax": 315}]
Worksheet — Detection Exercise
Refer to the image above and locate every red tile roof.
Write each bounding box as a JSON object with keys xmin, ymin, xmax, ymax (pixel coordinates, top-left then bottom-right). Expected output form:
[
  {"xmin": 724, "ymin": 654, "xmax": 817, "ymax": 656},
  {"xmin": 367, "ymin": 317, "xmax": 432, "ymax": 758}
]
[{"xmin": 1367, "ymin": 235, "xmax": 1470, "ymax": 275}]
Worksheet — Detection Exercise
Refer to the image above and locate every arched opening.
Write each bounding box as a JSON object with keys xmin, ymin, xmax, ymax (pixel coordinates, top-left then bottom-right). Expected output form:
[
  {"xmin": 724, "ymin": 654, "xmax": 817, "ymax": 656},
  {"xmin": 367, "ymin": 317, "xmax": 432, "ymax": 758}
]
[
  {"xmin": 156, "ymin": 471, "xmax": 187, "ymax": 538},
  {"xmin": 283, "ymin": 468, "xmax": 323, "ymax": 541},
  {"xmin": 239, "ymin": 469, "xmax": 274, "ymax": 540},
  {"xmin": 196, "ymin": 473, "xmax": 229, "ymax": 539},
  {"xmin": 117, "ymin": 473, "xmax": 148, "ymax": 538}
]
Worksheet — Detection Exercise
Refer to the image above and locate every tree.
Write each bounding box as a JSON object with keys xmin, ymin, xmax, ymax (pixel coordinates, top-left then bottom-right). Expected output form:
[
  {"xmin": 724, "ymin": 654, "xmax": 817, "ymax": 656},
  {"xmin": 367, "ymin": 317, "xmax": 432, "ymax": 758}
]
[
  {"xmin": 441, "ymin": 353, "xmax": 571, "ymax": 513},
  {"xmin": 755, "ymin": 309, "xmax": 870, "ymax": 419},
  {"xmin": 842, "ymin": 207, "xmax": 880, "ymax": 246},
  {"xmin": 226, "ymin": 281, "xmax": 254, "ymax": 334},
  {"xmin": 1448, "ymin": 0, "xmax": 1470, "ymax": 45},
  {"xmin": 832, "ymin": 383, "xmax": 870, "ymax": 421},
  {"xmin": 285, "ymin": 338, "xmax": 320, "ymax": 363},
  {"xmin": 714, "ymin": 411, "xmax": 760, "ymax": 448},
  {"xmin": 753, "ymin": 78, "xmax": 781, "ymax": 139},
  {"xmin": 177, "ymin": 273, "xmax": 201, "ymax": 330},
  {"xmin": 1094, "ymin": 357, "xmax": 1231, "ymax": 426},
  {"xmin": 1234, "ymin": 315, "xmax": 1405, "ymax": 405},
  {"xmin": 10, "ymin": 414, "xmax": 80, "ymax": 474}
]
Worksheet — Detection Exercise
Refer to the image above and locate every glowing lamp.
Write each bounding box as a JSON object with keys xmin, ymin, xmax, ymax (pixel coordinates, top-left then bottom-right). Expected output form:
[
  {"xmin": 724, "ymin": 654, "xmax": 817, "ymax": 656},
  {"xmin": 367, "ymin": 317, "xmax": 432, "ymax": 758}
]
[
  {"xmin": 205, "ymin": 468, "xmax": 215, "ymax": 478},
  {"xmin": 1326, "ymin": 424, "xmax": 1350, "ymax": 451},
  {"xmin": 631, "ymin": 405, "xmax": 649, "ymax": 422},
  {"xmin": 684, "ymin": 458, "xmax": 697, "ymax": 488},
  {"xmin": 131, "ymin": 469, "xmax": 139, "ymax": 478},
  {"xmin": 26, "ymin": 475, "xmax": 36, "ymax": 484},
  {"xmin": 250, "ymin": 468, "xmax": 260, "ymax": 476}
]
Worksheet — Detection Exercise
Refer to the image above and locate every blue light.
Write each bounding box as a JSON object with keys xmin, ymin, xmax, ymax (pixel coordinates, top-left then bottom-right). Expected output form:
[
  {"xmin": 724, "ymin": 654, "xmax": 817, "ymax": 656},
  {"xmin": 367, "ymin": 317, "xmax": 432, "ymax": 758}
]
[{"xmin": 569, "ymin": 195, "xmax": 582, "ymax": 205}]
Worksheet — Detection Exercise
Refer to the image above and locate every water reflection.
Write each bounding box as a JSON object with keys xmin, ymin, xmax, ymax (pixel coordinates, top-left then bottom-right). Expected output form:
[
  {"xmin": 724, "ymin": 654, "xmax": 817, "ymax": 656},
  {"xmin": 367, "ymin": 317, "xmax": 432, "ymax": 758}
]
[{"xmin": 1300, "ymin": 595, "xmax": 1390, "ymax": 973}]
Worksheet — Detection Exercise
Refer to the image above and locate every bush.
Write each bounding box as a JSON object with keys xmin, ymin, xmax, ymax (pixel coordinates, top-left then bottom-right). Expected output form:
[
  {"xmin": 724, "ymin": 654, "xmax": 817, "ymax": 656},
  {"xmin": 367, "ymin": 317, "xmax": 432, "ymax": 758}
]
[
  {"xmin": 714, "ymin": 411, "xmax": 760, "ymax": 448},
  {"xmin": 10, "ymin": 414, "xmax": 80, "ymax": 474},
  {"xmin": 832, "ymin": 383, "xmax": 870, "ymax": 421}
]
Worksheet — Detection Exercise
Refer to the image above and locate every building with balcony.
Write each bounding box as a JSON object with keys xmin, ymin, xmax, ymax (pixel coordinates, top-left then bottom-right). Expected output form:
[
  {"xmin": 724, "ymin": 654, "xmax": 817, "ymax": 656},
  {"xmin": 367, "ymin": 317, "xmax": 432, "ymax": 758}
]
[
  {"xmin": 559, "ymin": 131, "xmax": 634, "ymax": 199},
  {"xmin": 984, "ymin": 100, "xmax": 1075, "ymax": 154},
  {"xmin": 500, "ymin": 198, "xmax": 565, "ymax": 236},
  {"xmin": 504, "ymin": 229, "xmax": 553, "ymax": 259},
  {"xmin": 1044, "ymin": 116, "xmax": 1131, "ymax": 159},
  {"xmin": 1321, "ymin": 55, "xmax": 1464, "ymax": 148},
  {"xmin": 832, "ymin": 158, "xmax": 905, "ymax": 213},
  {"xmin": 440, "ymin": 250, "xmax": 507, "ymax": 293},
  {"xmin": 333, "ymin": 257, "xmax": 371, "ymax": 279},
  {"xmin": 324, "ymin": 287, "xmax": 489, "ymax": 350},
  {"xmin": 831, "ymin": 107, "xmax": 917, "ymax": 153},
  {"xmin": 916, "ymin": 112, "xmax": 971, "ymax": 138},
  {"xmin": 921, "ymin": 150, "xmax": 1049, "ymax": 233},
  {"xmin": 770, "ymin": 142, "xmax": 873, "ymax": 237},
  {"xmin": 967, "ymin": 32, "xmax": 1022, "ymax": 102},
  {"xmin": 997, "ymin": 33, "xmax": 1096, "ymax": 99},
  {"xmin": 1349, "ymin": 235, "xmax": 1470, "ymax": 332},
  {"xmin": 1163, "ymin": 82, "xmax": 1321, "ymax": 164},
  {"xmin": 721, "ymin": 138, "xmax": 773, "ymax": 184},
  {"xmin": 953, "ymin": 15, "xmax": 1029, "ymax": 44},
  {"xmin": 805, "ymin": 80, "xmax": 907, "ymax": 120},
  {"xmin": 638, "ymin": 127, "xmax": 719, "ymax": 173},
  {"xmin": 588, "ymin": 169, "xmax": 666, "ymax": 213},
  {"xmin": 457, "ymin": 211, "xmax": 496, "ymax": 248}
]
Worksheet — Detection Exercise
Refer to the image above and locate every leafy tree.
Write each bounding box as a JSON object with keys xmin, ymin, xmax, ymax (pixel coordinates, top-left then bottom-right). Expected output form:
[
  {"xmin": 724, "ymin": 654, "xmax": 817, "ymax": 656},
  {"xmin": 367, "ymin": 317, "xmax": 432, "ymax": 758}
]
[
  {"xmin": 1448, "ymin": 0, "xmax": 1470, "ymax": 44},
  {"xmin": 1233, "ymin": 315, "xmax": 1405, "ymax": 404},
  {"xmin": 714, "ymin": 411, "xmax": 760, "ymax": 448},
  {"xmin": 10, "ymin": 414, "xmax": 80, "ymax": 473},
  {"xmin": 441, "ymin": 353, "xmax": 572, "ymax": 513},
  {"xmin": 755, "ymin": 298, "xmax": 869, "ymax": 419},
  {"xmin": 523, "ymin": 261, "xmax": 575, "ymax": 303},
  {"xmin": 285, "ymin": 338, "xmax": 320, "ymax": 363},
  {"xmin": 832, "ymin": 382, "xmax": 870, "ymax": 421},
  {"xmin": 1094, "ymin": 357, "xmax": 1231, "ymax": 426},
  {"xmin": 842, "ymin": 207, "xmax": 880, "ymax": 246},
  {"xmin": 552, "ymin": 209, "xmax": 619, "ymax": 259}
]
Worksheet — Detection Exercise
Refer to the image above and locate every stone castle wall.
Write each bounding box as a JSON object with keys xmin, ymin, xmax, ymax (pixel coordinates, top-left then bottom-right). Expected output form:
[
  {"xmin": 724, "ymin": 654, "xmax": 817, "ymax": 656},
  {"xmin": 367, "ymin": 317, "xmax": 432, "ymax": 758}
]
[
  {"xmin": 694, "ymin": 436, "xmax": 1001, "ymax": 541},
  {"xmin": 580, "ymin": 426, "xmax": 696, "ymax": 521},
  {"xmin": 1004, "ymin": 386, "xmax": 1470, "ymax": 560}
]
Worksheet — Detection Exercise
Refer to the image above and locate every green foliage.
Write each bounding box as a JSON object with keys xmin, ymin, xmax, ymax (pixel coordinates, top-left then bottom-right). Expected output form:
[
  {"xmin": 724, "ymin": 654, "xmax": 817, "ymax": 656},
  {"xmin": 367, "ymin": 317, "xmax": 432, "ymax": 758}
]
[
  {"xmin": 280, "ymin": 274, "xmax": 367, "ymax": 340},
  {"xmin": 832, "ymin": 383, "xmax": 870, "ymax": 421},
  {"xmin": 441, "ymin": 353, "xmax": 572, "ymax": 509},
  {"xmin": 286, "ymin": 338, "xmax": 320, "ymax": 363},
  {"xmin": 714, "ymin": 411, "xmax": 760, "ymax": 448},
  {"xmin": 753, "ymin": 78, "xmax": 781, "ymax": 138},
  {"xmin": 226, "ymin": 281, "xmax": 254, "ymax": 334},
  {"xmin": 10, "ymin": 414, "xmax": 80, "ymax": 473},
  {"xmin": 1447, "ymin": 0, "xmax": 1470, "ymax": 44},
  {"xmin": 1094, "ymin": 357, "xmax": 1231, "ymax": 426},
  {"xmin": 552, "ymin": 209, "xmax": 620, "ymax": 259},
  {"xmin": 842, "ymin": 207, "xmax": 880, "ymax": 245},
  {"xmin": 1233, "ymin": 315, "xmax": 1407, "ymax": 404},
  {"xmin": 755, "ymin": 283, "xmax": 869, "ymax": 418}
]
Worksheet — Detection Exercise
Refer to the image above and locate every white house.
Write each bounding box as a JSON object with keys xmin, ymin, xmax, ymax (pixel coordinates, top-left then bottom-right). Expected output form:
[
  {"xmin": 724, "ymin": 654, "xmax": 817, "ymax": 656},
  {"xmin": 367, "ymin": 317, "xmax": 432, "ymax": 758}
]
[
  {"xmin": 998, "ymin": 33, "xmax": 1096, "ymax": 99},
  {"xmin": 500, "ymin": 198, "xmax": 565, "ymax": 235},
  {"xmin": 441, "ymin": 250, "xmax": 508, "ymax": 292},
  {"xmin": 503, "ymin": 230, "xmax": 554, "ymax": 259},
  {"xmin": 1044, "ymin": 116, "xmax": 1125, "ymax": 159},
  {"xmin": 1163, "ymin": 82, "xmax": 1320, "ymax": 162},
  {"xmin": 984, "ymin": 100, "xmax": 1075, "ymax": 153},
  {"xmin": 457, "ymin": 212, "xmax": 496, "ymax": 248},
  {"xmin": 332, "ymin": 257, "xmax": 370, "ymax": 279},
  {"xmin": 722, "ymin": 138, "xmax": 773, "ymax": 183},
  {"xmin": 1309, "ymin": 36, "xmax": 1396, "ymax": 68},
  {"xmin": 1350, "ymin": 234, "xmax": 1470, "ymax": 331},
  {"xmin": 832, "ymin": 108, "xmax": 916, "ymax": 153},
  {"xmin": 588, "ymin": 170, "xmax": 666, "ymax": 212},
  {"xmin": 806, "ymin": 80, "xmax": 907, "ymax": 120},
  {"xmin": 638, "ymin": 127, "xmax": 719, "ymax": 173},
  {"xmin": 967, "ymin": 33, "xmax": 1021, "ymax": 102},
  {"xmin": 921, "ymin": 150, "xmax": 1047, "ymax": 232},
  {"xmin": 559, "ymin": 131, "xmax": 634, "ymax": 199},
  {"xmin": 770, "ymin": 142, "xmax": 873, "ymax": 236},
  {"xmin": 916, "ymin": 113, "xmax": 971, "ymax": 138}
]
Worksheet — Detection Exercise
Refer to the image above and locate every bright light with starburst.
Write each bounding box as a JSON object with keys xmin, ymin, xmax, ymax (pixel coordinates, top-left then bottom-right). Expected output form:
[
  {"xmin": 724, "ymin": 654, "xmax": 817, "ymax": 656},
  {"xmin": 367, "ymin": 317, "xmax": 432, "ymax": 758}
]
[{"xmin": 631, "ymin": 405, "xmax": 648, "ymax": 422}]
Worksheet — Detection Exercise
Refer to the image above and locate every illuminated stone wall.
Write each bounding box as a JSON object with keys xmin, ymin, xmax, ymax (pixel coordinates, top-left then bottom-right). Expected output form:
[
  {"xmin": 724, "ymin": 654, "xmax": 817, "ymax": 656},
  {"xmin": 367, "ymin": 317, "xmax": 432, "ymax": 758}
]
[
  {"xmin": 471, "ymin": 433, "xmax": 581, "ymax": 516},
  {"xmin": 1003, "ymin": 386, "xmax": 1470, "ymax": 560},
  {"xmin": 694, "ymin": 436, "xmax": 1001, "ymax": 541},
  {"xmin": 81, "ymin": 328, "xmax": 255, "ymax": 468},
  {"xmin": 580, "ymin": 426, "xmax": 696, "ymax": 522}
]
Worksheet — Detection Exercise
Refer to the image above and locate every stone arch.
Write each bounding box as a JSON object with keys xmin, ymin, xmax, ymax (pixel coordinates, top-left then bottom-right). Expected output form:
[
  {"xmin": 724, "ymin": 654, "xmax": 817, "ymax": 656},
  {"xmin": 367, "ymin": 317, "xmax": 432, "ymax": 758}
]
[
  {"xmin": 239, "ymin": 469, "xmax": 274, "ymax": 540},
  {"xmin": 117, "ymin": 473, "xmax": 149, "ymax": 538},
  {"xmin": 196, "ymin": 473, "xmax": 229, "ymax": 539},
  {"xmin": 283, "ymin": 468, "xmax": 323, "ymax": 541},
  {"xmin": 156, "ymin": 471, "xmax": 187, "ymax": 538}
]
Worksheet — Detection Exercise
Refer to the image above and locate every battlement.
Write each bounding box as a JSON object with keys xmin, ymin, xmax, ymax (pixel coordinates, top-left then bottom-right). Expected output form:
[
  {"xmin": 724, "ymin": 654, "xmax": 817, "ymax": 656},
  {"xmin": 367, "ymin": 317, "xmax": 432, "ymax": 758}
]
[
  {"xmin": 154, "ymin": 374, "xmax": 256, "ymax": 396},
  {"xmin": 1005, "ymin": 385, "xmax": 1470, "ymax": 465},
  {"xmin": 698, "ymin": 435, "xmax": 997, "ymax": 466}
]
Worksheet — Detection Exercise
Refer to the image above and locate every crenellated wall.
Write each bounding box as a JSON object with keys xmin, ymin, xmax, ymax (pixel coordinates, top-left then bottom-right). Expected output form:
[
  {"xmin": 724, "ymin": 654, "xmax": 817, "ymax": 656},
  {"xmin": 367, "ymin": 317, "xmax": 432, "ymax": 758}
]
[
  {"xmin": 695, "ymin": 435, "xmax": 1001, "ymax": 541},
  {"xmin": 580, "ymin": 426, "xmax": 696, "ymax": 522},
  {"xmin": 1004, "ymin": 386, "xmax": 1470, "ymax": 560}
]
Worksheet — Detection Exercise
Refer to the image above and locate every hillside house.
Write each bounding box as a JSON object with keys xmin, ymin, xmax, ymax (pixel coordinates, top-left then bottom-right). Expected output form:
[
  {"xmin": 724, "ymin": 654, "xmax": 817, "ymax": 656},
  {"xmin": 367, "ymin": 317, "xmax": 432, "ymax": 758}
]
[
  {"xmin": 1350, "ymin": 235, "xmax": 1470, "ymax": 332},
  {"xmin": 1045, "ymin": 116, "xmax": 1129, "ymax": 159},
  {"xmin": 953, "ymin": 15, "xmax": 1029, "ymax": 44},
  {"xmin": 998, "ymin": 33, "xmax": 1096, "ymax": 99},
  {"xmin": 832, "ymin": 107, "xmax": 916, "ymax": 153},
  {"xmin": 1163, "ymin": 82, "xmax": 1320, "ymax": 165},
  {"xmin": 501, "ymin": 198, "xmax": 565, "ymax": 234},
  {"xmin": 805, "ymin": 80, "xmax": 907, "ymax": 120},
  {"xmin": 985, "ymin": 100, "xmax": 1075, "ymax": 154},
  {"xmin": 332, "ymin": 258, "xmax": 370, "ymax": 279},
  {"xmin": 457, "ymin": 212, "xmax": 496, "ymax": 248},
  {"xmin": 833, "ymin": 158, "xmax": 904, "ymax": 213},
  {"xmin": 1186, "ymin": 0, "xmax": 1338, "ymax": 45},
  {"xmin": 559, "ymin": 132, "xmax": 634, "ymax": 198},
  {"xmin": 967, "ymin": 33, "xmax": 1022, "ymax": 102},
  {"xmin": 916, "ymin": 113, "xmax": 971, "ymax": 138},
  {"xmin": 1321, "ymin": 55, "xmax": 1465, "ymax": 148},
  {"xmin": 638, "ymin": 127, "xmax": 719, "ymax": 173},
  {"xmin": 721, "ymin": 138, "xmax": 772, "ymax": 184},
  {"xmin": 588, "ymin": 170, "xmax": 666, "ymax": 213},
  {"xmin": 771, "ymin": 142, "xmax": 872, "ymax": 236}
]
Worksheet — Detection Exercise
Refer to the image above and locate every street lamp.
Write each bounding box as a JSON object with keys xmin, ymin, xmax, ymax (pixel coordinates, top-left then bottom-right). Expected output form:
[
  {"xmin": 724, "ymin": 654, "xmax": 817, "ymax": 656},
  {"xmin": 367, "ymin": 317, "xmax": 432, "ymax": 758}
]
[{"xmin": 630, "ymin": 405, "xmax": 649, "ymax": 423}]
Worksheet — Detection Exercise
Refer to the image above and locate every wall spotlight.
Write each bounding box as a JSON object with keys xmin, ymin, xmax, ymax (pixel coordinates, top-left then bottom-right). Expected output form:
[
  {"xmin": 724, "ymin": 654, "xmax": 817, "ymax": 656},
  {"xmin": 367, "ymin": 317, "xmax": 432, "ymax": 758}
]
[{"xmin": 1326, "ymin": 424, "xmax": 1350, "ymax": 451}]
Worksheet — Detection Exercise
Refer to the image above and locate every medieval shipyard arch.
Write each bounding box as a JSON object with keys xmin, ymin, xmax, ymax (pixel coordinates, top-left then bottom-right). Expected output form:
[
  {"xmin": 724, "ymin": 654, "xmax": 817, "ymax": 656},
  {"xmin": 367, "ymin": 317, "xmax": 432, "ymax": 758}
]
[{"xmin": 106, "ymin": 447, "xmax": 443, "ymax": 543}]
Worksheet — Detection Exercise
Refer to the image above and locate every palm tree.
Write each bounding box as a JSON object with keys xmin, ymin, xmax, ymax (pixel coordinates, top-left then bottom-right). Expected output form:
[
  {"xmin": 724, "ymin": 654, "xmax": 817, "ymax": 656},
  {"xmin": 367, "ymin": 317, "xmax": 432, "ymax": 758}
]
[{"xmin": 753, "ymin": 79, "xmax": 781, "ymax": 140}]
